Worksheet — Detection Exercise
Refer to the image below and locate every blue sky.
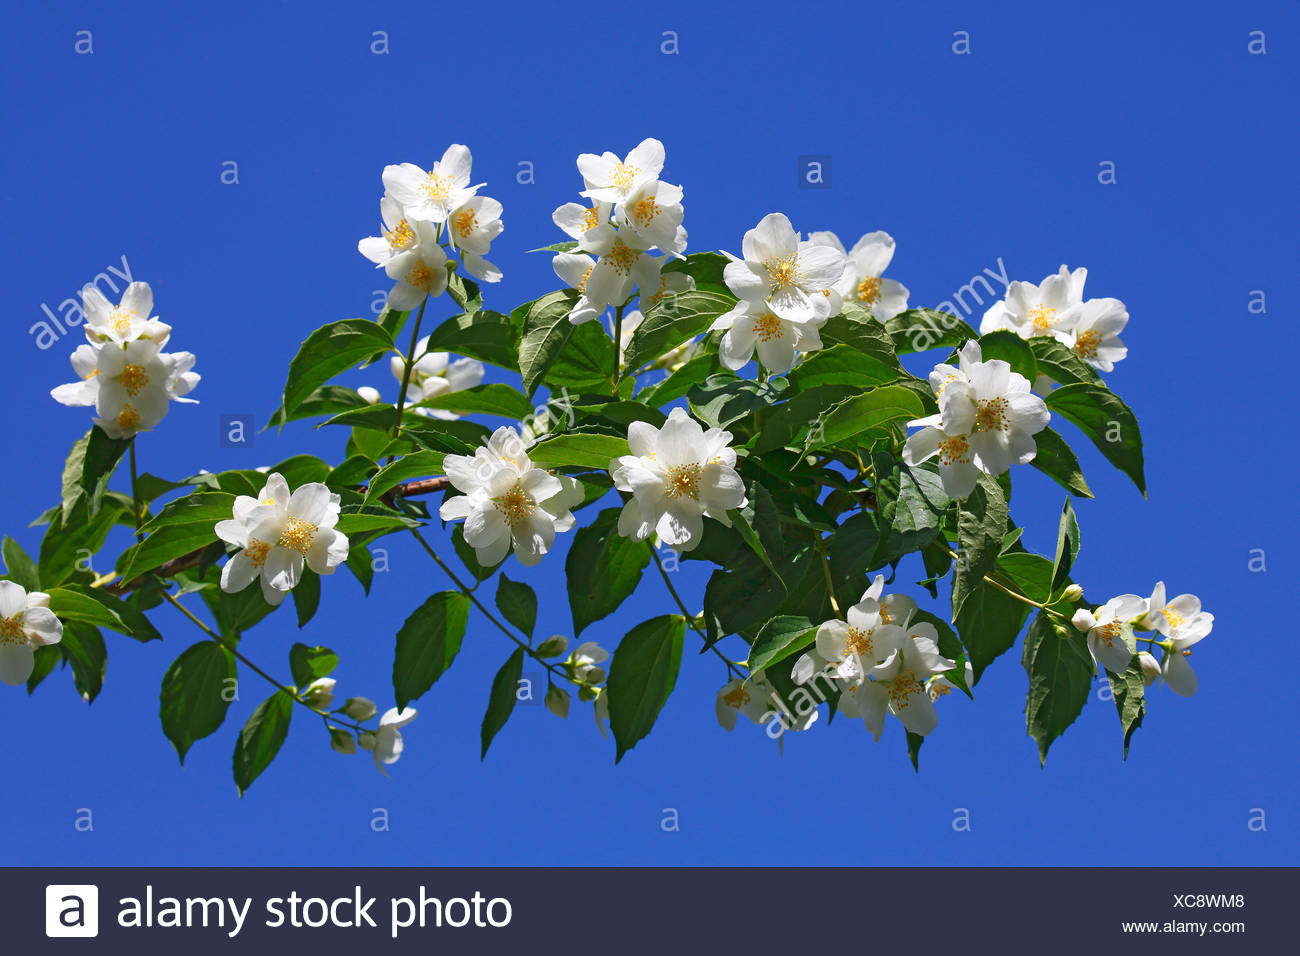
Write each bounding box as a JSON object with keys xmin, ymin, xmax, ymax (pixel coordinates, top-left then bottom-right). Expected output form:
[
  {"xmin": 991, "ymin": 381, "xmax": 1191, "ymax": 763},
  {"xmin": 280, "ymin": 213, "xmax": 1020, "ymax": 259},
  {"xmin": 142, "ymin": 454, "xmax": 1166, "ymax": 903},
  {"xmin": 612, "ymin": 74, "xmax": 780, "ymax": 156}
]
[{"xmin": 0, "ymin": 0, "xmax": 1294, "ymax": 866}]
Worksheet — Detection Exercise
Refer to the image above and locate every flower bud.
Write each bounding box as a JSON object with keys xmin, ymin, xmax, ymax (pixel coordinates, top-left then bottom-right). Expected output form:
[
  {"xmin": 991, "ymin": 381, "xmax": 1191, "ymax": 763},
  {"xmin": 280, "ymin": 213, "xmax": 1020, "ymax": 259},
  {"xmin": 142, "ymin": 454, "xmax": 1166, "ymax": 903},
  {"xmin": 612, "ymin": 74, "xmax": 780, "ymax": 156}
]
[
  {"xmin": 536, "ymin": 635, "xmax": 568, "ymax": 658},
  {"xmin": 330, "ymin": 728, "xmax": 357, "ymax": 755},
  {"xmin": 1052, "ymin": 621, "xmax": 1072, "ymax": 640},
  {"xmin": 357, "ymin": 386, "xmax": 381, "ymax": 405},
  {"xmin": 577, "ymin": 685, "xmax": 597, "ymax": 703},
  {"xmin": 1070, "ymin": 608, "xmax": 1096, "ymax": 633},
  {"xmin": 357, "ymin": 731, "xmax": 377, "ymax": 752},
  {"xmin": 584, "ymin": 666, "xmax": 606, "ymax": 685},
  {"xmin": 1137, "ymin": 652, "xmax": 1161, "ymax": 686},
  {"xmin": 1061, "ymin": 583, "xmax": 1084, "ymax": 603},
  {"xmin": 343, "ymin": 696, "xmax": 377, "ymax": 721},
  {"xmin": 302, "ymin": 677, "xmax": 336, "ymax": 709},
  {"xmin": 545, "ymin": 685, "xmax": 570, "ymax": 719}
]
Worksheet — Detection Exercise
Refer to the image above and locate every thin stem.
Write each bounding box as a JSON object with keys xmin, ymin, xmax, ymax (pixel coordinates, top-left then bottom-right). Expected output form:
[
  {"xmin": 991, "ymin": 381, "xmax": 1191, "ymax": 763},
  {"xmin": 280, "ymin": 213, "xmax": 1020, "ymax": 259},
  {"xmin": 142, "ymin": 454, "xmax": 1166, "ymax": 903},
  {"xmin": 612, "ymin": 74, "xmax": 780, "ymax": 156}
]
[
  {"xmin": 390, "ymin": 296, "xmax": 429, "ymax": 444},
  {"xmin": 613, "ymin": 303, "xmax": 624, "ymax": 391},
  {"xmin": 159, "ymin": 589, "xmax": 369, "ymax": 733},
  {"xmin": 128, "ymin": 439, "xmax": 144, "ymax": 544},
  {"xmin": 648, "ymin": 543, "xmax": 742, "ymax": 678},
  {"xmin": 407, "ymin": 528, "xmax": 564, "ymax": 680},
  {"xmin": 948, "ymin": 548, "xmax": 1068, "ymax": 620}
]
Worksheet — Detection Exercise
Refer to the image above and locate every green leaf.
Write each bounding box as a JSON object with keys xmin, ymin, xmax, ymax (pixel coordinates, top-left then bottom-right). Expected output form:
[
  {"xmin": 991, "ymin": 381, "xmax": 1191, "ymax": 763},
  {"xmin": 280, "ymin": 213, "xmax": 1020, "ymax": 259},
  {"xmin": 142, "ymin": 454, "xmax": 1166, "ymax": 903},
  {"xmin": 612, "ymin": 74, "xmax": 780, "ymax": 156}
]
[
  {"xmin": 451, "ymin": 525, "xmax": 504, "ymax": 582},
  {"xmin": 26, "ymin": 644, "xmax": 60, "ymax": 694},
  {"xmin": 951, "ymin": 475, "xmax": 1008, "ymax": 620},
  {"xmin": 421, "ymin": 309, "xmax": 522, "ymax": 371},
  {"xmin": 59, "ymin": 622, "xmax": 106, "ymax": 702},
  {"xmin": 447, "ymin": 270, "xmax": 482, "ymax": 313},
  {"xmin": 785, "ymin": 344, "xmax": 901, "ymax": 392},
  {"xmin": 746, "ymin": 615, "xmax": 817, "ymax": 675},
  {"xmin": 688, "ymin": 374, "xmax": 782, "ymax": 431},
  {"xmin": 529, "ymin": 240, "xmax": 579, "ymax": 253},
  {"xmin": 392, "ymin": 591, "xmax": 471, "ymax": 709},
  {"xmin": 906, "ymin": 731, "xmax": 924, "ymax": 771},
  {"xmin": 2, "ymin": 536, "xmax": 40, "ymax": 591},
  {"xmin": 751, "ymin": 384, "xmax": 858, "ymax": 454},
  {"xmin": 60, "ymin": 584, "xmax": 162, "ymax": 642},
  {"xmin": 47, "ymin": 586, "xmax": 128, "ymax": 630},
  {"xmin": 1030, "ymin": 427, "xmax": 1093, "ymax": 498},
  {"xmin": 334, "ymin": 505, "xmax": 422, "ymax": 535},
  {"xmin": 1107, "ymin": 658, "xmax": 1147, "ymax": 759},
  {"xmin": 159, "ymin": 641, "xmax": 236, "ymax": 763},
  {"xmin": 1052, "ymin": 498, "xmax": 1081, "ymax": 595},
  {"xmin": 39, "ymin": 496, "xmax": 130, "ymax": 588},
  {"xmin": 495, "ymin": 574, "xmax": 537, "ymax": 638},
  {"xmin": 233, "ymin": 690, "xmax": 294, "ymax": 795},
  {"xmin": 200, "ymin": 581, "xmax": 279, "ymax": 640},
  {"xmin": 1022, "ymin": 611, "xmax": 1094, "ymax": 764},
  {"xmin": 417, "ymin": 383, "xmax": 532, "ymax": 419},
  {"xmin": 117, "ymin": 492, "xmax": 235, "ymax": 580},
  {"xmin": 265, "ymin": 454, "xmax": 333, "ymax": 488},
  {"xmin": 289, "ymin": 643, "xmax": 338, "ymax": 687},
  {"xmin": 265, "ymin": 385, "xmax": 369, "ymax": 428},
  {"xmin": 1046, "ymin": 383, "xmax": 1146, "ymax": 496},
  {"xmin": 820, "ymin": 303, "xmax": 902, "ymax": 358},
  {"xmin": 61, "ymin": 427, "xmax": 132, "ymax": 521},
  {"xmin": 292, "ymin": 571, "xmax": 322, "ymax": 628},
  {"xmin": 995, "ymin": 552, "xmax": 1055, "ymax": 604},
  {"xmin": 636, "ymin": 348, "xmax": 718, "ymax": 408},
  {"xmin": 802, "ymin": 385, "xmax": 926, "ymax": 452},
  {"xmin": 364, "ymin": 451, "xmax": 447, "ymax": 504},
  {"xmin": 566, "ymin": 509, "xmax": 651, "ymax": 636},
  {"xmin": 281, "ymin": 319, "xmax": 395, "ymax": 418},
  {"xmin": 528, "ymin": 433, "xmax": 630, "ymax": 470},
  {"xmin": 662, "ymin": 251, "xmax": 730, "ymax": 294},
  {"xmin": 975, "ymin": 330, "xmax": 1037, "ymax": 382},
  {"xmin": 608, "ymin": 615, "xmax": 686, "ymax": 762},
  {"xmin": 480, "ymin": 647, "xmax": 525, "ymax": 759},
  {"xmin": 516, "ymin": 290, "xmax": 583, "ymax": 398},
  {"xmin": 885, "ymin": 309, "xmax": 976, "ymax": 353},
  {"xmin": 1030, "ymin": 337, "xmax": 1104, "ymax": 387},
  {"xmin": 955, "ymin": 581, "xmax": 1031, "ymax": 684},
  {"xmin": 730, "ymin": 506, "xmax": 783, "ymax": 585},
  {"xmin": 623, "ymin": 290, "xmax": 733, "ymax": 372},
  {"xmin": 548, "ymin": 319, "xmax": 618, "ymax": 393},
  {"xmin": 345, "ymin": 544, "xmax": 374, "ymax": 594}
]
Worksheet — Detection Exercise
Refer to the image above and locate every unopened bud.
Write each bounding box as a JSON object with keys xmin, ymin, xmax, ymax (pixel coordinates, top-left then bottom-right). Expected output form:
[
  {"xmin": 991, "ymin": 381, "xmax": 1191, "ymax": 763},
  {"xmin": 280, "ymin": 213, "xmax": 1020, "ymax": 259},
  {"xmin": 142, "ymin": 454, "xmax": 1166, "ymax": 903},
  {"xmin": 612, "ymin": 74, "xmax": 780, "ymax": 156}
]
[
  {"xmin": 302, "ymin": 677, "xmax": 336, "ymax": 709},
  {"xmin": 1061, "ymin": 583, "xmax": 1084, "ymax": 603},
  {"xmin": 577, "ymin": 685, "xmax": 597, "ymax": 703},
  {"xmin": 330, "ymin": 728, "xmax": 356, "ymax": 755},
  {"xmin": 343, "ymin": 696, "xmax": 377, "ymax": 721},
  {"xmin": 585, "ymin": 666, "xmax": 606, "ymax": 685},
  {"xmin": 357, "ymin": 731, "xmax": 377, "ymax": 752},
  {"xmin": 1052, "ymin": 622, "xmax": 1071, "ymax": 640},
  {"xmin": 536, "ymin": 635, "xmax": 568, "ymax": 658},
  {"xmin": 1070, "ymin": 608, "xmax": 1095, "ymax": 633},
  {"xmin": 356, "ymin": 386, "xmax": 381, "ymax": 405},
  {"xmin": 545, "ymin": 685, "xmax": 570, "ymax": 719},
  {"xmin": 1137, "ymin": 652, "xmax": 1161, "ymax": 686}
]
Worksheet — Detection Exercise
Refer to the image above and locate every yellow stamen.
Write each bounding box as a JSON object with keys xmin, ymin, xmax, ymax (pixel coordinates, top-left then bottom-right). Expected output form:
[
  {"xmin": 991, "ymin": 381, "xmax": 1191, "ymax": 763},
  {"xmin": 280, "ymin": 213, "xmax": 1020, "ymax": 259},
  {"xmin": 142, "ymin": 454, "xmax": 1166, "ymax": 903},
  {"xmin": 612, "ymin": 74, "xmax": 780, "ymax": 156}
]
[
  {"xmin": 844, "ymin": 627, "xmax": 874, "ymax": 659},
  {"xmin": 386, "ymin": 219, "xmax": 415, "ymax": 250},
  {"xmin": 1074, "ymin": 329, "xmax": 1102, "ymax": 361},
  {"xmin": 277, "ymin": 518, "xmax": 318, "ymax": 556},
  {"xmin": 0, "ymin": 613, "xmax": 27, "ymax": 647},
  {"xmin": 493, "ymin": 483, "xmax": 536, "ymax": 528},
  {"xmin": 117, "ymin": 403, "xmax": 141, "ymax": 432},
  {"xmin": 886, "ymin": 669, "xmax": 921, "ymax": 710},
  {"xmin": 582, "ymin": 206, "xmax": 601, "ymax": 231},
  {"xmin": 753, "ymin": 311, "xmax": 785, "ymax": 343},
  {"xmin": 421, "ymin": 171, "xmax": 454, "ymax": 204},
  {"xmin": 764, "ymin": 254, "xmax": 802, "ymax": 292},
  {"xmin": 857, "ymin": 276, "xmax": 882, "ymax": 305},
  {"xmin": 110, "ymin": 309, "xmax": 137, "ymax": 333},
  {"xmin": 454, "ymin": 207, "xmax": 478, "ymax": 239},
  {"xmin": 664, "ymin": 463, "xmax": 703, "ymax": 500},
  {"xmin": 243, "ymin": 538, "xmax": 271, "ymax": 568},
  {"xmin": 1027, "ymin": 304, "xmax": 1057, "ymax": 331},
  {"xmin": 119, "ymin": 364, "xmax": 149, "ymax": 396},
  {"xmin": 974, "ymin": 396, "xmax": 1010, "ymax": 433},
  {"xmin": 1163, "ymin": 607, "xmax": 1185, "ymax": 630},
  {"xmin": 722, "ymin": 686, "xmax": 750, "ymax": 708},
  {"xmin": 404, "ymin": 262, "xmax": 436, "ymax": 290},
  {"xmin": 611, "ymin": 162, "xmax": 639, "ymax": 190},
  {"xmin": 633, "ymin": 195, "xmax": 659, "ymax": 226},
  {"xmin": 938, "ymin": 434, "xmax": 971, "ymax": 465},
  {"xmin": 602, "ymin": 238, "xmax": 638, "ymax": 275}
]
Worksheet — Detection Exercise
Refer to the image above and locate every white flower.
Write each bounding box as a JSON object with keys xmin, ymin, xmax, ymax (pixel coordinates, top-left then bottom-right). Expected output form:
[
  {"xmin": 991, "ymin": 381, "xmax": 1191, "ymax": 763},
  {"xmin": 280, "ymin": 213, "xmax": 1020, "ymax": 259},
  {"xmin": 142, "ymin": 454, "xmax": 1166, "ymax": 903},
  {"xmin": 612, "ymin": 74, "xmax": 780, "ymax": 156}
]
[
  {"xmin": 439, "ymin": 426, "xmax": 584, "ymax": 567},
  {"xmin": 81, "ymin": 281, "xmax": 172, "ymax": 347},
  {"xmin": 577, "ymin": 138, "xmax": 665, "ymax": 204},
  {"xmin": 570, "ymin": 641, "xmax": 608, "ymax": 683},
  {"xmin": 1143, "ymin": 582, "xmax": 1213, "ymax": 697},
  {"xmin": 383, "ymin": 222, "xmax": 449, "ymax": 310},
  {"xmin": 1071, "ymin": 594, "xmax": 1146, "ymax": 674},
  {"xmin": 0, "ymin": 582, "xmax": 62, "ymax": 686},
  {"xmin": 49, "ymin": 344, "xmax": 103, "ymax": 408},
  {"xmin": 716, "ymin": 674, "xmax": 776, "ymax": 731},
  {"xmin": 553, "ymin": 200, "xmax": 612, "ymax": 248},
  {"xmin": 359, "ymin": 706, "xmax": 417, "ymax": 773},
  {"xmin": 302, "ymin": 677, "xmax": 336, "ymax": 709},
  {"xmin": 609, "ymin": 407, "xmax": 747, "ymax": 551},
  {"xmin": 710, "ymin": 296, "xmax": 825, "ymax": 373},
  {"xmin": 979, "ymin": 265, "xmax": 1086, "ymax": 343},
  {"xmin": 382, "ymin": 145, "xmax": 482, "ymax": 224},
  {"xmin": 356, "ymin": 386, "xmax": 382, "ymax": 405},
  {"xmin": 571, "ymin": 229, "xmax": 664, "ymax": 320},
  {"xmin": 616, "ymin": 178, "xmax": 687, "ymax": 255},
  {"xmin": 843, "ymin": 627, "xmax": 956, "ymax": 739},
  {"xmin": 811, "ymin": 230, "xmax": 910, "ymax": 321},
  {"xmin": 905, "ymin": 341, "xmax": 1050, "ymax": 484},
  {"xmin": 723, "ymin": 213, "xmax": 845, "ymax": 324},
  {"xmin": 1136, "ymin": 652, "xmax": 1161, "ymax": 686},
  {"xmin": 1068, "ymin": 297, "xmax": 1128, "ymax": 371},
  {"xmin": 358, "ymin": 193, "xmax": 422, "ymax": 269},
  {"xmin": 390, "ymin": 336, "xmax": 485, "ymax": 420},
  {"xmin": 594, "ymin": 691, "xmax": 610, "ymax": 738},
  {"xmin": 91, "ymin": 340, "xmax": 175, "ymax": 439},
  {"xmin": 447, "ymin": 195, "xmax": 505, "ymax": 282},
  {"xmin": 162, "ymin": 351, "xmax": 201, "ymax": 403},
  {"xmin": 814, "ymin": 593, "xmax": 905, "ymax": 682},
  {"xmin": 215, "ymin": 473, "xmax": 350, "ymax": 606},
  {"xmin": 929, "ymin": 662, "xmax": 974, "ymax": 701},
  {"xmin": 551, "ymin": 251, "xmax": 604, "ymax": 325}
]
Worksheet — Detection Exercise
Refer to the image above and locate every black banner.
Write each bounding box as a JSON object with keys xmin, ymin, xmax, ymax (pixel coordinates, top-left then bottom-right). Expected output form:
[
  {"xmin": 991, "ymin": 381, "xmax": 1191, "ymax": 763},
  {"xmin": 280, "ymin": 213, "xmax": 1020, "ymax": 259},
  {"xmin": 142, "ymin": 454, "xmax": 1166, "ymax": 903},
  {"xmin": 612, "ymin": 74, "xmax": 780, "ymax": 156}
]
[{"xmin": 9, "ymin": 867, "xmax": 1289, "ymax": 952}]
